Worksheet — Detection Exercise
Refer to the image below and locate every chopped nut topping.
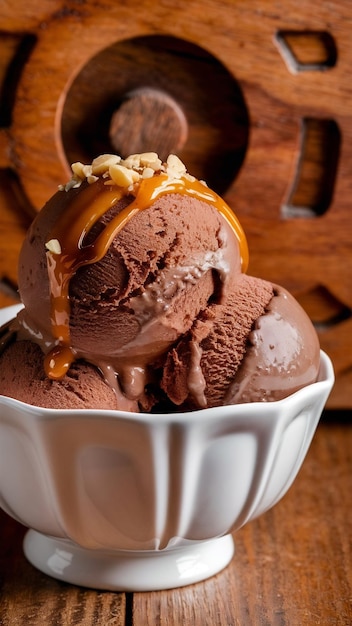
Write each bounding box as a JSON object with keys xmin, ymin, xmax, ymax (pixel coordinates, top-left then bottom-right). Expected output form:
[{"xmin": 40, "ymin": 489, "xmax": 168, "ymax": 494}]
[
  {"xmin": 45, "ymin": 239, "xmax": 62, "ymax": 254},
  {"xmin": 87, "ymin": 174, "xmax": 99, "ymax": 184},
  {"xmin": 91, "ymin": 154, "xmax": 121, "ymax": 175},
  {"xmin": 139, "ymin": 152, "xmax": 162, "ymax": 170},
  {"xmin": 82, "ymin": 164, "xmax": 93, "ymax": 178},
  {"xmin": 71, "ymin": 162, "xmax": 86, "ymax": 178},
  {"xmin": 122, "ymin": 154, "xmax": 142, "ymax": 170},
  {"xmin": 58, "ymin": 176, "xmax": 82, "ymax": 192},
  {"xmin": 166, "ymin": 154, "xmax": 186, "ymax": 178},
  {"xmin": 141, "ymin": 167, "xmax": 155, "ymax": 179},
  {"xmin": 109, "ymin": 163, "xmax": 140, "ymax": 187},
  {"xmin": 59, "ymin": 152, "xmax": 188, "ymax": 194}
]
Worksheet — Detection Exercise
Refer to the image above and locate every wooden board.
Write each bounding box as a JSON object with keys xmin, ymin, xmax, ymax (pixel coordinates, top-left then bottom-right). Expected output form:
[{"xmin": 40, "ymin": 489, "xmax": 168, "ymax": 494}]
[{"xmin": 0, "ymin": 0, "xmax": 351, "ymax": 407}]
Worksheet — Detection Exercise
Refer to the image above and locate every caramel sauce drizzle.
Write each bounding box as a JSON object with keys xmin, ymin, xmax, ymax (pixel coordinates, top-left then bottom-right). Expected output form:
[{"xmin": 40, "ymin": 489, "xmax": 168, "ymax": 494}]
[{"xmin": 44, "ymin": 173, "xmax": 248, "ymax": 380}]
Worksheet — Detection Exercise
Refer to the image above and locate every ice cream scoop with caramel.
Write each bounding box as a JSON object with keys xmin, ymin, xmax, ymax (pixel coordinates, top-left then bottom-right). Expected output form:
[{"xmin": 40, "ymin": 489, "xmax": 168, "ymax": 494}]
[{"xmin": 0, "ymin": 152, "xmax": 320, "ymax": 411}]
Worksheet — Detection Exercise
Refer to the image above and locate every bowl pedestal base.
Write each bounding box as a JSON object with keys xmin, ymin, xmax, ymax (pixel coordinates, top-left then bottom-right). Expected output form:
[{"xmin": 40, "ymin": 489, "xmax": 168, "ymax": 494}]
[{"xmin": 23, "ymin": 529, "xmax": 235, "ymax": 591}]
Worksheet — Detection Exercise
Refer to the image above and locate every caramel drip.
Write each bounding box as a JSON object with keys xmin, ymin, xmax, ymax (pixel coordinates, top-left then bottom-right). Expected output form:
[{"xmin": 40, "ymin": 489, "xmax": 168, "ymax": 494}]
[{"xmin": 45, "ymin": 174, "xmax": 248, "ymax": 379}]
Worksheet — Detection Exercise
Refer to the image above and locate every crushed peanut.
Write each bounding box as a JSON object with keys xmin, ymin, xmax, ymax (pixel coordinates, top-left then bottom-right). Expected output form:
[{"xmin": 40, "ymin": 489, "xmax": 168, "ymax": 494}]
[
  {"xmin": 122, "ymin": 154, "xmax": 142, "ymax": 170},
  {"xmin": 91, "ymin": 154, "xmax": 121, "ymax": 175},
  {"xmin": 87, "ymin": 174, "xmax": 99, "ymax": 184},
  {"xmin": 59, "ymin": 152, "xmax": 191, "ymax": 194},
  {"xmin": 166, "ymin": 154, "xmax": 186, "ymax": 178},
  {"xmin": 109, "ymin": 163, "xmax": 140, "ymax": 187},
  {"xmin": 71, "ymin": 162, "xmax": 86, "ymax": 179},
  {"xmin": 139, "ymin": 152, "xmax": 162, "ymax": 170},
  {"xmin": 45, "ymin": 238, "xmax": 62, "ymax": 254},
  {"xmin": 141, "ymin": 167, "xmax": 155, "ymax": 179}
]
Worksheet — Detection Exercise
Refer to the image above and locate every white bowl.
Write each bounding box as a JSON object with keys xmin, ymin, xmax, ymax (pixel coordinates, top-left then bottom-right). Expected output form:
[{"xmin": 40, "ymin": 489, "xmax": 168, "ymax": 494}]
[{"xmin": 0, "ymin": 305, "xmax": 334, "ymax": 591}]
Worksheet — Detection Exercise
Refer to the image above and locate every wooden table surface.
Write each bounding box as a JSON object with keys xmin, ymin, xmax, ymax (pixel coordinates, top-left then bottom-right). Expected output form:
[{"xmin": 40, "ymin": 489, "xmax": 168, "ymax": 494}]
[{"xmin": 0, "ymin": 411, "xmax": 350, "ymax": 625}]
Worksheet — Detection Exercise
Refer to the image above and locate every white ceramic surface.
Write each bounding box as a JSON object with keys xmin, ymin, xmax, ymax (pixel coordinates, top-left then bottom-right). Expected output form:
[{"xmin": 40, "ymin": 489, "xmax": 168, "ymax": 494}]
[{"xmin": 0, "ymin": 305, "xmax": 334, "ymax": 590}]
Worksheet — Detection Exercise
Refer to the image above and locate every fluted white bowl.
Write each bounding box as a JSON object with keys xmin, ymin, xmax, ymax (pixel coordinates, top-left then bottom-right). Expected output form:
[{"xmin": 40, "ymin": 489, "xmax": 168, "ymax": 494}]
[{"xmin": 0, "ymin": 305, "xmax": 334, "ymax": 590}]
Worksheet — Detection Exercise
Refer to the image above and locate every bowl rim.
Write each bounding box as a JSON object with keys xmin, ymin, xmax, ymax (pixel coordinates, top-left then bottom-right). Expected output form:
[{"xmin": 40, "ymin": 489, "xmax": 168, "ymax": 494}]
[{"xmin": 0, "ymin": 351, "xmax": 334, "ymax": 423}]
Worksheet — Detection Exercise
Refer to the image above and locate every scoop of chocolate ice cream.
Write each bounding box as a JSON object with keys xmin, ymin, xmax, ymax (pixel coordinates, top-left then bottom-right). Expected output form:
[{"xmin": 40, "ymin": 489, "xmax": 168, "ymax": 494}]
[
  {"xmin": 0, "ymin": 152, "xmax": 320, "ymax": 412},
  {"xmin": 161, "ymin": 276, "xmax": 320, "ymax": 408},
  {"xmin": 12, "ymin": 153, "xmax": 246, "ymax": 409},
  {"xmin": 0, "ymin": 340, "xmax": 120, "ymax": 410},
  {"xmin": 19, "ymin": 186, "xmax": 239, "ymax": 362}
]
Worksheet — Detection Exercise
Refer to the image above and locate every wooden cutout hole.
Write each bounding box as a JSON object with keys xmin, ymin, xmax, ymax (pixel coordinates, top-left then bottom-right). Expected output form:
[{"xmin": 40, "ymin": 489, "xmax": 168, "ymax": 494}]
[
  {"xmin": 0, "ymin": 33, "xmax": 36, "ymax": 127},
  {"xmin": 60, "ymin": 34, "xmax": 250, "ymax": 195},
  {"xmin": 0, "ymin": 168, "xmax": 36, "ymax": 221},
  {"xmin": 282, "ymin": 118, "xmax": 340, "ymax": 218},
  {"xmin": 295, "ymin": 285, "xmax": 352, "ymax": 332},
  {"xmin": 275, "ymin": 30, "xmax": 337, "ymax": 74}
]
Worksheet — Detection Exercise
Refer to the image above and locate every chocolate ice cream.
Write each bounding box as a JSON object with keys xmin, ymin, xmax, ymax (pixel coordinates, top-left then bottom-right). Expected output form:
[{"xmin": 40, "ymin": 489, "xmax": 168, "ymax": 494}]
[
  {"xmin": 161, "ymin": 276, "xmax": 320, "ymax": 408},
  {"xmin": 0, "ymin": 340, "xmax": 119, "ymax": 410},
  {"xmin": 0, "ymin": 152, "xmax": 320, "ymax": 411}
]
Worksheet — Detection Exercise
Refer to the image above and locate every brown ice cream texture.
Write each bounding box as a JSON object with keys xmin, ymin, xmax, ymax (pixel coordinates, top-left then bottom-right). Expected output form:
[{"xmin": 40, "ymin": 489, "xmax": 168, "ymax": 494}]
[{"xmin": 0, "ymin": 152, "xmax": 320, "ymax": 411}]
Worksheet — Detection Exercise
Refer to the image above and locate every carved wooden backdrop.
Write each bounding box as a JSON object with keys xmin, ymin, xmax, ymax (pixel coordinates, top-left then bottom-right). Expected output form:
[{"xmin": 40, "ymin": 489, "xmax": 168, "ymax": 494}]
[{"xmin": 0, "ymin": 0, "xmax": 351, "ymax": 408}]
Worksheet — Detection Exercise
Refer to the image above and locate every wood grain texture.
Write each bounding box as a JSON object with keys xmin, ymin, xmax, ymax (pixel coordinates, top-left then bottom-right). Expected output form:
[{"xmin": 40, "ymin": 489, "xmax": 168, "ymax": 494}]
[
  {"xmin": 0, "ymin": 515, "xmax": 127, "ymax": 625},
  {"xmin": 0, "ymin": 0, "xmax": 351, "ymax": 406},
  {"xmin": 0, "ymin": 418, "xmax": 350, "ymax": 625}
]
